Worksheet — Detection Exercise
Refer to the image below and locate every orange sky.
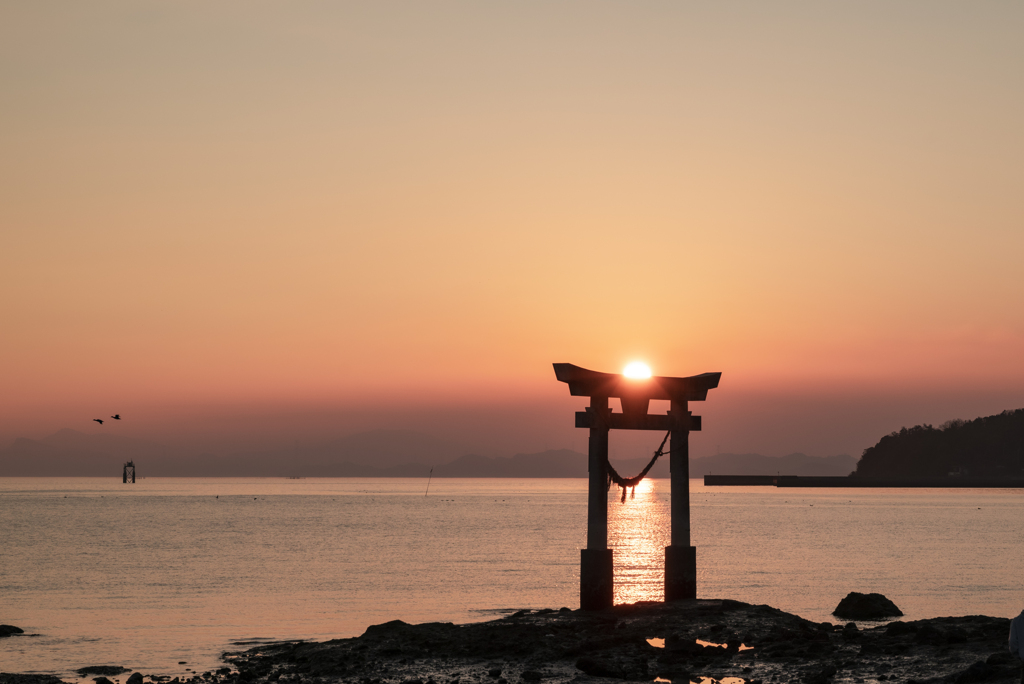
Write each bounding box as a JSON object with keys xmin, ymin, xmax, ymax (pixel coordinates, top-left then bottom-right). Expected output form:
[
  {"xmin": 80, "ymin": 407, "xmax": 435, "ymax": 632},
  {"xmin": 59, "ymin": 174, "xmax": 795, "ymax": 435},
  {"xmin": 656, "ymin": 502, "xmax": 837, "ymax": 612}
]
[{"xmin": 2, "ymin": 2, "xmax": 1022, "ymax": 460}]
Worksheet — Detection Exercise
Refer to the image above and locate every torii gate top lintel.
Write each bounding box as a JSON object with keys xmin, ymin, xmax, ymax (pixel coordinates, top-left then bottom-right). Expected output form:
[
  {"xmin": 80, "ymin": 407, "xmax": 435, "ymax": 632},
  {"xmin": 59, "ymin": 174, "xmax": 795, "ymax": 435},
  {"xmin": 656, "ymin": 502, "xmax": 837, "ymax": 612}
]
[{"xmin": 553, "ymin": 363, "xmax": 721, "ymax": 402}]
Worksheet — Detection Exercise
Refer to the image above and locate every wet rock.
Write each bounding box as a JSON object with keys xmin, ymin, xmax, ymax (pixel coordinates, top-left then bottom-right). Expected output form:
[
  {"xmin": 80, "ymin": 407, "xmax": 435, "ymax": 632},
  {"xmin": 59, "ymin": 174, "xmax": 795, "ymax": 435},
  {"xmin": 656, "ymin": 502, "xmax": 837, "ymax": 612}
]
[
  {"xmin": 987, "ymin": 651, "xmax": 1015, "ymax": 667},
  {"xmin": 575, "ymin": 656, "xmax": 624, "ymax": 679},
  {"xmin": 804, "ymin": 663, "xmax": 838, "ymax": 684},
  {"xmin": 519, "ymin": 671, "xmax": 542, "ymax": 681},
  {"xmin": 911, "ymin": 621, "xmax": 968, "ymax": 646},
  {"xmin": 833, "ymin": 592, "xmax": 903, "ymax": 620},
  {"xmin": 885, "ymin": 621, "xmax": 917, "ymax": 636},
  {"xmin": 213, "ymin": 599, "xmax": 1019, "ymax": 684},
  {"xmin": 915, "ymin": 622, "xmax": 943, "ymax": 645},
  {"xmin": 0, "ymin": 677, "xmax": 66, "ymax": 684},
  {"xmin": 126, "ymin": 673, "xmax": 143, "ymax": 684},
  {"xmin": 77, "ymin": 668, "xmax": 130, "ymax": 677},
  {"xmin": 0, "ymin": 625, "xmax": 25, "ymax": 638},
  {"xmin": 954, "ymin": 660, "xmax": 989, "ymax": 683},
  {"xmin": 946, "ymin": 626, "xmax": 969, "ymax": 644},
  {"xmin": 93, "ymin": 678, "xmax": 114, "ymax": 684}
]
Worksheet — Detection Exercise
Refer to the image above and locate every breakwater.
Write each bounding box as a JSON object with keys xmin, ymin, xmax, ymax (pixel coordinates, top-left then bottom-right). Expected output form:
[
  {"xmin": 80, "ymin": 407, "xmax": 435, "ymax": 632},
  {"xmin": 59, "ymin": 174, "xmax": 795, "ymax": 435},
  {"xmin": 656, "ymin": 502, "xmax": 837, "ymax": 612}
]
[{"xmin": 704, "ymin": 475, "xmax": 1024, "ymax": 487}]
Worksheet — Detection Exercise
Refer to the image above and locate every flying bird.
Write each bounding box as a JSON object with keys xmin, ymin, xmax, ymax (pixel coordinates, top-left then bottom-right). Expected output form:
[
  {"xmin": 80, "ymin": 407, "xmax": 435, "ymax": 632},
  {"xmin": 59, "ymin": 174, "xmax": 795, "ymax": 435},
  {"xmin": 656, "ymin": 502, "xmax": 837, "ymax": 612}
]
[
  {"xmin": 93, "ymin": 419, "xmax": 104, "ymax": 425},
  {"xmin": 111, "ymin": 414, "xmax": 121, "ymax": 420}
]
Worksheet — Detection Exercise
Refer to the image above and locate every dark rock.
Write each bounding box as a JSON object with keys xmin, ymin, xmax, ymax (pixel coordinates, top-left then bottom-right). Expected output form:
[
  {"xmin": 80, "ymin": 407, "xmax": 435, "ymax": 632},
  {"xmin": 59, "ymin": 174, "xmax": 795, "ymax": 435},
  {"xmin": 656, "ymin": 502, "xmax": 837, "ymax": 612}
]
[
  {"xmin": 954, "ymin": 661, "xmax": 989, "ymax": 683},
  {"xmin": 0, "ymin": 676, "xmax": 67, "ymax": 684},
  {"xmin": 575, "ymin": 656, "xmax": 624, "ymax": 679},
  {"xmin": 519, "ymin": 671, "xmax": 542, "ymax": 681},
  {"xmin": 945, "ymin": 626, "xmax": 969, "ymax": 644},
  {"xmin": 915, "ymin": 622, "xmax": 944, "ymax": 645},
  {"xmin": 987, "ymin": 651, "xmax": 1014, "ymax": 666},
  {"xmin": 833, "ymin": 592, "xmax": 903, "ymax": 620},
  {"xmin": 804, "ymin": 664, "xmax": 838, "ymax": 684},
  {"xmin": 127, "ymin": 673, "xmax": 143, "ymax": 684},
  {"xmin": 912, "ymin": 622, "xmax": 968, "ymax": 646},
  {"xmin": 362, "ymin": 620, "xmax": 411, "ymax": 637},
  {"xmin": 0, "ymin": 625, "xmax": 25, "ymax": 638},
  {"xmin": 510, "ymin": 610, "xmax": 530, "ymax": 618},
  {"xmin": 213, "ymin": 598, "xmax": 1020, "ymax": 684},
  {"xmin": 77, "ymin": 668, "xmax": 130, "ymax": 677},
  {"xmin": 93, "ymin": 678, "xmax": 114, "ymax": 684},
  {"xmin": 885, "ymin": 621, "xmax": 917, "ymax": 636},
  {"xmin": 557, "ymin": 607, "xmax": 571, "ymax": 613}
]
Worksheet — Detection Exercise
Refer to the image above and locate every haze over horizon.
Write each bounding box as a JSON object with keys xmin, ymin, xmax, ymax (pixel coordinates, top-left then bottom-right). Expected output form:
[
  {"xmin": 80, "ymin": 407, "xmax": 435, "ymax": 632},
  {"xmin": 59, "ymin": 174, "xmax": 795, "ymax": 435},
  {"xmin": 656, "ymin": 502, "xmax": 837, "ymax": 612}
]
[{"xmin": 3, "ymin": 2, "xmax": 1022, "ymax": 463}]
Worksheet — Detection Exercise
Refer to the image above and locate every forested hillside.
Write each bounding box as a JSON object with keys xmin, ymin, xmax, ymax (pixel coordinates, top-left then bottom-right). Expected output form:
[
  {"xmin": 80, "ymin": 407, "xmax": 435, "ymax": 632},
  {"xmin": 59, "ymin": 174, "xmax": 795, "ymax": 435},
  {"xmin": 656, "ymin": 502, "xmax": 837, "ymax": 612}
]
[{"xmin": 854, "ymin": 408, "xmax": 1024, "ymax": 477}]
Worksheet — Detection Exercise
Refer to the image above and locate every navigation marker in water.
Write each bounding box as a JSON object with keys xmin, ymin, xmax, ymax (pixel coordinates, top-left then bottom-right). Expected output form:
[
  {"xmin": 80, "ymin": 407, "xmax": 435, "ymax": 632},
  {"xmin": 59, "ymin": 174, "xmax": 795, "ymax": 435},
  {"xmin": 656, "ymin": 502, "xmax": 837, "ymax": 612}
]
[{"xmin": 553, "ymin": 362, "xmax": 721, "ymax": 610}]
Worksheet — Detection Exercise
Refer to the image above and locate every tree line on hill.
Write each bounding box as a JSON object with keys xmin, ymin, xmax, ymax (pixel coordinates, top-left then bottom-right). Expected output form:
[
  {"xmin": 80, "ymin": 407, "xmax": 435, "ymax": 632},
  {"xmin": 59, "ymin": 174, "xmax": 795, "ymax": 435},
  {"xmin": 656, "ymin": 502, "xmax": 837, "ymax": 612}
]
[{"xmin": 854, "ymin": 408, "xmax": 1024, "ymax": 478}]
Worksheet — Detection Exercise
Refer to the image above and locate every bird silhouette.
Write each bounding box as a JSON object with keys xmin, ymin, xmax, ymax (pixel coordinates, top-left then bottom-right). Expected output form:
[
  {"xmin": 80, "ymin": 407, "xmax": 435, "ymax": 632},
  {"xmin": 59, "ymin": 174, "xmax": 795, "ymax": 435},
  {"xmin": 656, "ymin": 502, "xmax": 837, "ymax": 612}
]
[
  {"xmin": 93, "ymin": 418, "xmax": 104, "ymax": 425},
  {"xmin": 111, "ymin": 414, "xmax": 121, "ymax": 420}
]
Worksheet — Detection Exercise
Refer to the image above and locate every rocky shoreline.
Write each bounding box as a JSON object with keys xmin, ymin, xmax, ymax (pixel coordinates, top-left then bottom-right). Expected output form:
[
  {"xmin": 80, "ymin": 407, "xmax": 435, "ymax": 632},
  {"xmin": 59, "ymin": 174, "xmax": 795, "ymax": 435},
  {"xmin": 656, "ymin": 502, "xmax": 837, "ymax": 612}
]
[{"xmin": 3, "ymin": 599, "xmax": 1020, "ymax": 684}]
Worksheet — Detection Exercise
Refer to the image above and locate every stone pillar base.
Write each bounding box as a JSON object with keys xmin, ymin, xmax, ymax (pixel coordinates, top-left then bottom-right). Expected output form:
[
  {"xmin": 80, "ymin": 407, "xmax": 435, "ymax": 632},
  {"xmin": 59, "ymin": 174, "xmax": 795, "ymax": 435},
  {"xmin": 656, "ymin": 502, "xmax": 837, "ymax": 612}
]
[
  {"xmin": 665, "ymin": 545, "xmax": 696, "ymax": 601},
  {"xmin": 580, "ymin": 549, "xmax": 614, "ymax": 610}
]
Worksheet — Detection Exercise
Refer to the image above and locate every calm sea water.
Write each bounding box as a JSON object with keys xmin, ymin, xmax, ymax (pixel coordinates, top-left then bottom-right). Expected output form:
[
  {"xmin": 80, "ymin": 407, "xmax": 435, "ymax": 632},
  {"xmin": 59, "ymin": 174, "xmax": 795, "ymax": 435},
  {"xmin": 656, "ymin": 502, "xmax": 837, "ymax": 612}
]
[{"xmin": 2, "ymin": 477, "xmax": 1024, "ymax": 677}]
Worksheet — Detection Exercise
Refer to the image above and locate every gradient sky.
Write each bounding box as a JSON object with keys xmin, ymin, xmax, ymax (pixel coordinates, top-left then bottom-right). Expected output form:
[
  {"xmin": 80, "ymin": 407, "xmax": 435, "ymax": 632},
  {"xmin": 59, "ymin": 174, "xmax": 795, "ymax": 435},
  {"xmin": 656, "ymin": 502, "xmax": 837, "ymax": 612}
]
[{"xmin": 2, "ymin": 2, "xmax": 1023, "ymax": 460}]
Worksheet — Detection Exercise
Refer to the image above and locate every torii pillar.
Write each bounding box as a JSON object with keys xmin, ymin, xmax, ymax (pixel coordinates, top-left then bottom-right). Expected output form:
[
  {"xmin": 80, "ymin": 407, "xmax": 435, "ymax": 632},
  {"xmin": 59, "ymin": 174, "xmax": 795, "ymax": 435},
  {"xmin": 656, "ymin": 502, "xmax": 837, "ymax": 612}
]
[{"xmin": 553, "ymin": 363, "xmax": 721, "ymax": 609}]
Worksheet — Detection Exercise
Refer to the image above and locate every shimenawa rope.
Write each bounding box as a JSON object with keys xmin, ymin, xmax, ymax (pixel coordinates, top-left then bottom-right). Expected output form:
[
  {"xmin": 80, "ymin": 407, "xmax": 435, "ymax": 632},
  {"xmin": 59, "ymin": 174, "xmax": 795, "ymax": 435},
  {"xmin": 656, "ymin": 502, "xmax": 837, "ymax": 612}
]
[{"xmin": 606, "ymin": 430, "xmax": 671, "ymax": 503}]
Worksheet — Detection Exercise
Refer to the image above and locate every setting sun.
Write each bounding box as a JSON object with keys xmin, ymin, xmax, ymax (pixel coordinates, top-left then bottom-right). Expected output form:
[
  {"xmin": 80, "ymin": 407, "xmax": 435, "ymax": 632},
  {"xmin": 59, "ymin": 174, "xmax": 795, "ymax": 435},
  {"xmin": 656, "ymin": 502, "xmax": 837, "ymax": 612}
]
[{"xmin": 623, "ymin": 362, "xmax": 652, "ymax": 379}]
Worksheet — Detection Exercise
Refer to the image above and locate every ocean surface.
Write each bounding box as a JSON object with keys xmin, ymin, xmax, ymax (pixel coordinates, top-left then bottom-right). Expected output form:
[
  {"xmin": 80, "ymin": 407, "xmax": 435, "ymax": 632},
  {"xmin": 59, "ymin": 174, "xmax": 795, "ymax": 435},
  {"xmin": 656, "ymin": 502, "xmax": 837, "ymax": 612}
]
[{"xmin": 2, "ymin": 477, "xmax": 1023, "ymax": 678}]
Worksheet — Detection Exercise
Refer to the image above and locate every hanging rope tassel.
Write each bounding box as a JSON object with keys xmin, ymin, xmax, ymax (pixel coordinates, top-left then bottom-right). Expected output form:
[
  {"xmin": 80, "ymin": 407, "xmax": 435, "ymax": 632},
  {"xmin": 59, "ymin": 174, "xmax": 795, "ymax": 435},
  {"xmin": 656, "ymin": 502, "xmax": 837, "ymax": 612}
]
[{"xmin": 605, "ymin": 430, "xmax": 671, "ymax": 504}]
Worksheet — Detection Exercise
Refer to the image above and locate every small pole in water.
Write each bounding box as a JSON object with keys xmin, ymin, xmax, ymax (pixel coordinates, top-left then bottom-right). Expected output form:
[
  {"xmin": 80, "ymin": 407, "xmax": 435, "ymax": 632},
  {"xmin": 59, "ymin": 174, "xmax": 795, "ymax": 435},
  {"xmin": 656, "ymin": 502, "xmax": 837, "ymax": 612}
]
[{"xmin": 425, "ymin": 467, "xmax": 433, "ymax": 497}]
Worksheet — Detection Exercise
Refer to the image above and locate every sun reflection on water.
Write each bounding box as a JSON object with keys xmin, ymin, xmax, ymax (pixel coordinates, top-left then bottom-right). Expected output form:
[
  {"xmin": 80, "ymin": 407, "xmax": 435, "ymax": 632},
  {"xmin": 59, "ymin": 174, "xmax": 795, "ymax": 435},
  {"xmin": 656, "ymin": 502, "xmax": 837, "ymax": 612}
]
[{"xmin": 608, "ymin": 477, "xmax": 671, "ymax": 604}]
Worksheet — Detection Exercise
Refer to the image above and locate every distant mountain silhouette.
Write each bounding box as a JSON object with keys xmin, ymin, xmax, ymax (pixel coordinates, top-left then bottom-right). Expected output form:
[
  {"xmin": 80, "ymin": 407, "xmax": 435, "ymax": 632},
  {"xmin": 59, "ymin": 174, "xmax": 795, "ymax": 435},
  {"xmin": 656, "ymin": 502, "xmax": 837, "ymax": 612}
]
[
  {"xmin": 0, "ymin": 429, "xmax": 174, "ymax": 476},
  {"xmin": 0, "ymin": 428, "xmax": 473, "ymax": 477},
  {"xmin": 854, "ymin": 408, "xmax": 1024, "ymax": 478},
  {"xmin": 289, "ymin": 429, "xmax": 472, "ymax": 468},
  {"xmin": 0, "ymin": 428, "xmax": 857, "ymax": 478}
]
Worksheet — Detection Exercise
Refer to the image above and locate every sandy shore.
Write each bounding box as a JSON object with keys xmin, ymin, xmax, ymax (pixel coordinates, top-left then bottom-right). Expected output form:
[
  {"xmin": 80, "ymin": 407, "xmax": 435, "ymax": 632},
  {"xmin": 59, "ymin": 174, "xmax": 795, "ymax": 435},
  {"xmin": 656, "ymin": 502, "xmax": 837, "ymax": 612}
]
[{"xmin": 3, "ymin": 599, "xmax": 1019, "ymax": 684}]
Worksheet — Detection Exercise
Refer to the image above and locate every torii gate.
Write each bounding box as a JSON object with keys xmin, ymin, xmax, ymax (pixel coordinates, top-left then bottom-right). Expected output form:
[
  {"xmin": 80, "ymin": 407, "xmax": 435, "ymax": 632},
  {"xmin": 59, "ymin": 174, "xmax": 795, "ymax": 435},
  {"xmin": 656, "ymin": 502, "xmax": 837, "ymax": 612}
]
[{"xmin": 553, "ymin": 363, "xmax": 721, "ymax": 610}]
